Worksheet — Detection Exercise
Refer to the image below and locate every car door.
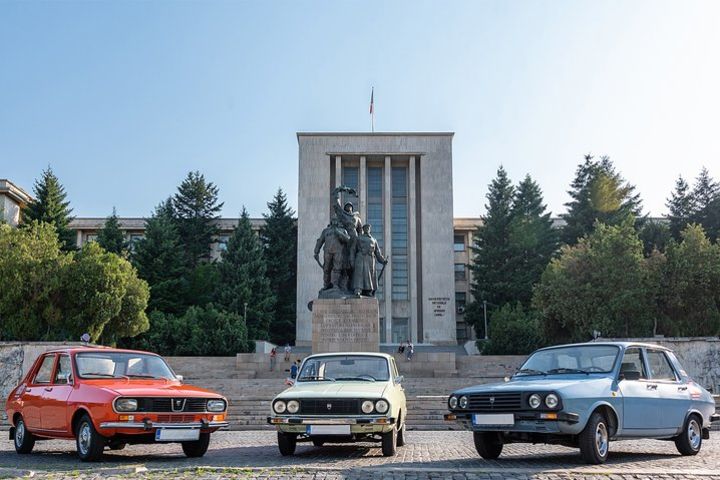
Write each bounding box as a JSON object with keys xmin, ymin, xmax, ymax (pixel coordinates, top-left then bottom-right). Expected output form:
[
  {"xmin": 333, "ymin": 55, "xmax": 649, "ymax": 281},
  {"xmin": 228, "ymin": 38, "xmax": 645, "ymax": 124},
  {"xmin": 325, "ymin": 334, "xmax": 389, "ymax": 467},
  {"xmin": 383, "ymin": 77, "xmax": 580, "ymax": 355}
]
[
  {"xmin": 646, "ymin": 349, "xmax": 689, "ymax": 434},
  {"xmin": 617, "ymin": 347, "xmax": 660, "ymax": 434},
  {"xmin": 23, "ymin": 354, "xmax": 56, "ymax": 431},
  {"xmin": 389, "ymin": 358, "xmax": 406, "ymax": 410},
  {"xmin": 41, "ymin": 354, "xmax": 74, "ymax": 433}
]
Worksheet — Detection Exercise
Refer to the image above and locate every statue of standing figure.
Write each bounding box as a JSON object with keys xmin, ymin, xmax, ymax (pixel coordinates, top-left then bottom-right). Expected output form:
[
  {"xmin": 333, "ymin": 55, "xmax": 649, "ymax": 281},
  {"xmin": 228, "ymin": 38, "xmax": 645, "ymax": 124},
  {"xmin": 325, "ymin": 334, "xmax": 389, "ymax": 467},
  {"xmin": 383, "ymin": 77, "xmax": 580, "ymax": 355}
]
[{"xmin": 313, "ymin": 185, "xmax": 387, "ymax": 298}]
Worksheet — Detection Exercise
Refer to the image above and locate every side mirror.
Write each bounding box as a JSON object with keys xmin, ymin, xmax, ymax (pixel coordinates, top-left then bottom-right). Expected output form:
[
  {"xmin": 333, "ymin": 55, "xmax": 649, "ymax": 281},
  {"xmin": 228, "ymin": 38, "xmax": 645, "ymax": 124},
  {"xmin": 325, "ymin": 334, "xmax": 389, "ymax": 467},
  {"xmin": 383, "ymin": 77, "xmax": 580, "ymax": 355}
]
[
  {"xmin": 620, "ymin": 371, "xmax": 641, "ymax": 381},
  {"xmin": 175, "ymin": 375, "xmax": 184, "ymax": 382},
  {"xmin": 395, "ymin": 375, "xmax": 404, "ymax": 384}
]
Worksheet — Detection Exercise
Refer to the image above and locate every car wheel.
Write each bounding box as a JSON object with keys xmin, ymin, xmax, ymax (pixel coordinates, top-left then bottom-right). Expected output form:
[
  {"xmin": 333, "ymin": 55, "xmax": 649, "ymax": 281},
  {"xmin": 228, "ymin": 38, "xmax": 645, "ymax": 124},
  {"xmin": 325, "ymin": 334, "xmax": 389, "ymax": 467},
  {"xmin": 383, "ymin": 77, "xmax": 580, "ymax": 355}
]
[
  {"xmin": 473, "ymin": 431, "xmax": 503, "ymax": 459},
  {"xmin": 312, "ymin": 439, "xmax": 325, "ymax": 447},
  {"xmin": 13, "ymin": 417, "xmax": 35, "ymax": 454},
  {"xmin": 381, "ymin": 425, "xmax": 397, "ymax": 457},
  {"xmin": 75, "ymin": 414, "xmax": 105, "ymax": 462},
  {"xmin": 579, "ymin": 412, "xmax": 609, "ymax": 464},
  {"xmin": 182, "ymin": 432, "xmax": 211, "ymax": 458},
  {"xmin": 278, "ymin": 432, "xmax": 297, "ymax": 456},
  {"xmin": 396, "ymin": 416, "xmax": 407, "ymax": 447},
  {"xmin": 675, "ymin": 414, "xmax": 702, "ymax": 456}
]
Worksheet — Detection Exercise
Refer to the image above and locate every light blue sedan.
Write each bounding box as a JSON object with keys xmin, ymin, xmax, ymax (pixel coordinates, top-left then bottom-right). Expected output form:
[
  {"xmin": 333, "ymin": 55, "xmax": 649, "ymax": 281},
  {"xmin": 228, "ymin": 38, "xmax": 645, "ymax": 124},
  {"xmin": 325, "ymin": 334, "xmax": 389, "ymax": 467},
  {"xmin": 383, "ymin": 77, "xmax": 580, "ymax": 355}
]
[{"xmin": 445, "ymin": 342, "xmax": 719, "ymax": 464}]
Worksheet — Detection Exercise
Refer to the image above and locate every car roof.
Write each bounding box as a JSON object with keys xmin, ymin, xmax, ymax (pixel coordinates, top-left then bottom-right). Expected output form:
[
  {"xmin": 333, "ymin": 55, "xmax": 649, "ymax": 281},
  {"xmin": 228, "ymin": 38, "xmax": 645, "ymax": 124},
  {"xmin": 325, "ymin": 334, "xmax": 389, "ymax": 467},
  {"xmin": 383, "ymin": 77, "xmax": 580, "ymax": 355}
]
[
  {"xmin": 42, "ymin": 346, "xmax": 161, "ymax": 356},
  {"xmin": 303, "ymin": 352, "xmax": 394, "ymax": 360},
  {"xmin": 535, "ymin": 341, "xmax": 672, "ymax": 352}
]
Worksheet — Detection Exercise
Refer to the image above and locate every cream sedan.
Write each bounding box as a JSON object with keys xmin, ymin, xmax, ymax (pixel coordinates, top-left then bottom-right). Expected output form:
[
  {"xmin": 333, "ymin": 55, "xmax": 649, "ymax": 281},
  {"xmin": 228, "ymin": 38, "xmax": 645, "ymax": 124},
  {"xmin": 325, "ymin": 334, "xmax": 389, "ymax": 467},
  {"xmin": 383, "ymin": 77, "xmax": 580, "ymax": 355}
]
[{"xmin": 267, "ymin": 352, "xmax": 407, "ymax": 456}]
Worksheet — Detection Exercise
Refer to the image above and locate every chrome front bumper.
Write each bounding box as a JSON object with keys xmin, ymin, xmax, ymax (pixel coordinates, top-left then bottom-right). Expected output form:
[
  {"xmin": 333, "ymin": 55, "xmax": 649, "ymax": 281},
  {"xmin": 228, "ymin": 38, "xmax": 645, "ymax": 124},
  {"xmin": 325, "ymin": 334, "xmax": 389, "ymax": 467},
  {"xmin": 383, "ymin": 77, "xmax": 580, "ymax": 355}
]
[
  {"xmin": 267, "ymin": 416, "xmax": 395, "ymax": 425},
  {"xmin": 99, "ymin": 420, "xmax": 229, "ymax": 430}
]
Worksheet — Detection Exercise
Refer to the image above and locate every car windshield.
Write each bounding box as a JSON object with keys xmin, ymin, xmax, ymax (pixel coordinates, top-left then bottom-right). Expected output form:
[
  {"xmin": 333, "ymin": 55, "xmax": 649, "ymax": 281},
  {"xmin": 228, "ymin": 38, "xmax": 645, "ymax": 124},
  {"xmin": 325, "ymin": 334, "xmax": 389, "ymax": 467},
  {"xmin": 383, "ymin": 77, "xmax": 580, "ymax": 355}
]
[
  {"xmin": 297, "ymin": 355, "xmax": 390, "ymax": 382},
  {"xmin": 75, "ymin": 352, "xmax": 176, "ymax": 380},
  {"xmin": 518, "ymin": 345, "xmax": 620, "ymax": 375}
]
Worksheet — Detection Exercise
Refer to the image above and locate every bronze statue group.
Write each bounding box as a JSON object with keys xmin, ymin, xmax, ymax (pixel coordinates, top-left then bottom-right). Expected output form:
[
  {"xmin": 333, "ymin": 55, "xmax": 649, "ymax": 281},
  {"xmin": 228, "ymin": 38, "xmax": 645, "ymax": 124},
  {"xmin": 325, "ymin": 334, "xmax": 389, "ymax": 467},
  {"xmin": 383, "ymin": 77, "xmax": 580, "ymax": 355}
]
[{"xmin": 314, "ymin": 185, "xmax": 388, "ymax": 297}]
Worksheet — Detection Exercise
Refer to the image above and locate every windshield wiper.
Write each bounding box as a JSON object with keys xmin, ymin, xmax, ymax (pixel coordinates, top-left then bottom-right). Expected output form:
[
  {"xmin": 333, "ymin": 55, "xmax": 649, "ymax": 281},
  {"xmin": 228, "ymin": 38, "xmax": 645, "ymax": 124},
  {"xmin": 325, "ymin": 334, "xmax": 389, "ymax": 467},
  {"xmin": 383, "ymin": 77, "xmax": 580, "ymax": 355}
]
[
  {"xmin": 546, "ymin": 368, "xmax": 590, "ymax": 375},
  {"xmin": 516, "ymin": 368, "xmax": 547, "ymax": 376},
  {"xmin": 82, "ymin": 372, "xmax": 116, "ymax": 377},
  {"xmin": 334, "ymin": 377, "xmax": 376, "ymax": 382},
  {"xmin": 126, "ymin": 374, "xmax": 160, "ymax": 379},
  {"xmin": 298, "ymin": 376, "xmax": 335, "ymax": 382}
]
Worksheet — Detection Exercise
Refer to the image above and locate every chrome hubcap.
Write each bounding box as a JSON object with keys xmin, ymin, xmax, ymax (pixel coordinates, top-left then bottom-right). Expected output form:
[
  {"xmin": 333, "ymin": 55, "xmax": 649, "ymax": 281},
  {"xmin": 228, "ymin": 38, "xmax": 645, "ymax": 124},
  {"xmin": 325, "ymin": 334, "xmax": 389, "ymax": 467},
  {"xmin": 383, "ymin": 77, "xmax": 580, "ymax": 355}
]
[
  {"xmin": 15, "ymin": 421, "xmax": 25, "ymax": 446},
  {"xmin": 78, "ymin": 423, "xmax": 91, "ymax": 455},
  {"xmin": 688, "ymin": 419, "xmax": 701, "ymax": 450},
  {"xmin": 595, "ymin": 422, "xmax": 609, "ymax": 457}
]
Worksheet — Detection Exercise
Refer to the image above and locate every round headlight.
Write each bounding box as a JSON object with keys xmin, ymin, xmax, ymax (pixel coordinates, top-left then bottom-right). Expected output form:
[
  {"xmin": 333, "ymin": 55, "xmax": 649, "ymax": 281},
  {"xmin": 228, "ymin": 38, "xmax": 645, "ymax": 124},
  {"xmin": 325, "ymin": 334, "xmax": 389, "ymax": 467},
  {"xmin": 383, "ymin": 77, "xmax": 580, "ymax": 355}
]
[
  {"xmin": 287, "ymin": 400, "xmax": 300, "ymax": 414},
  {"xmin": 115, "ymin": 398, "xmax": 138, "ymax": 412},
  {"xmin": 459, "ymin": 396, "xmax": 468, "ymax": 409},
  {"xmin": 545, "ymin": 393, "xmax": 559, "ymax": 409},
  {"xmin": 273, "ymin": 400, "xmax": 287, "ymax": 414},
  {"xmin": 448, "ymin": 396, "xmax": 458, "ymax": 409},
  {"xmin": 528, "ymin": 394, "xmax": 542, "ymax": 409},
  {"xmin": 375, "ymin": 399, "xmax": 389, "ymax": 413},
  {"xmin": 207, "ymin": 399, "xmax": 226, "ymax": 412},
  {"xmin": 361, "ymin": 400, "xmax": 375, "ymax": 414}
]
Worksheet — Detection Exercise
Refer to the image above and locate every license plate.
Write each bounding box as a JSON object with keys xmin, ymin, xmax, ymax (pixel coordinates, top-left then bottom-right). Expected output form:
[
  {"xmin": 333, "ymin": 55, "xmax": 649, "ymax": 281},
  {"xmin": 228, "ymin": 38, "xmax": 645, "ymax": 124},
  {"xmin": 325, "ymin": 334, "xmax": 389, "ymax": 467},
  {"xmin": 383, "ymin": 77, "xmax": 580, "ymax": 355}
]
[
  {"xmin": 472, "ymin": 414, "xmax": 514, "ymax": 426},
  {"xmin": 155, "ymin": 428, "xmax": 200, "ymax": 442},
  {"xmin": 307, "ymin": 425, "xmax": 351, "ymax": 435}
]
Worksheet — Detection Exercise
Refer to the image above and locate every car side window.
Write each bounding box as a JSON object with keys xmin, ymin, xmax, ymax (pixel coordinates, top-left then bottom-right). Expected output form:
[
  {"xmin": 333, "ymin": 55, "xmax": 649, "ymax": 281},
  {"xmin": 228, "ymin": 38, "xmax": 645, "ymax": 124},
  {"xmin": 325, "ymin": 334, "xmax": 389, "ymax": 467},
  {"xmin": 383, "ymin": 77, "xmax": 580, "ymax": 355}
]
[
  {"xmin": 33, "ymin": 355, "xmax": 56, "ymax": 384},
  {"xmin": 54, "ymin": 355, "xmax": 72, "ymax": 384},
  {"xmin": 646, "ymin": 350, "xmax": 677, "ymax": 381},
  {"xmin": 620, "ymin": 348, "xmax": 647, "ymax": 380}
]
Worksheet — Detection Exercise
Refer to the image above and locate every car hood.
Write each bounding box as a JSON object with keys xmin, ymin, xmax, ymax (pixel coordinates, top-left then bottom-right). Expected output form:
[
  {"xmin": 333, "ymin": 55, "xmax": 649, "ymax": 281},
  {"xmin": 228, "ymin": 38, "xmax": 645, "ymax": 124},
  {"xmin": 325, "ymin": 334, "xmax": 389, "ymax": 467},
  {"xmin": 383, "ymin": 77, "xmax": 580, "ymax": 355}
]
[
  {"xmin": 453, "ymin": 376, "xmax": 612, "ymax": 395},
  {"xmin": 90, "ymin": 381, "xmax": 223, "ymax": 398},
  {"xmin": 277, "ymin": 382, "xmax": 389, "ymax": 399}
]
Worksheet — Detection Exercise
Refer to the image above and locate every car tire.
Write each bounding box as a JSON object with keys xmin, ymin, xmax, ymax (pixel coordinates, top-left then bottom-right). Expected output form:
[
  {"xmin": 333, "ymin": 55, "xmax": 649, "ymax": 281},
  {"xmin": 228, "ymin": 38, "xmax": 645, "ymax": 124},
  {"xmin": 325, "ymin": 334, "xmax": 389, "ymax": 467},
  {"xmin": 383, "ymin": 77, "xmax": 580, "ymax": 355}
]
[
  {"xmin": 381, "ymin": 425, "xmax": 397, "ymax": 457},
  {"xmin": 75, "ymin": 414, "xmax": 105, "ymax": 462},
  {"xmin": 579, "ymin": 412, "xmax": 610, "ymax": 464},
  {"xmin": 396, "ymin": 416, "xmax": 407, "ymax": 447},
  {"xmin": 473, "ymin": 431, "xmax": 503, "ymax": 459},
  {"xmin": 312, "ymin": 439, "xmax": 325, "ymax": 447},
  {"xmin": 675, "ymin": 414, "xmax": 702, "ymax": 456},
  {"xmin": 13, "ymin": 417, "xmax": 35, "ymax": 454},
  {"xmin": 182, "ymin": 432, "xmax": 211, "ymax": 458},
  {"xmin": 278, "ymin": 432, "xmax": 297, "ymax": 456},
  {"xmin": 108, "ymin": 442, "xmax": 126, "ymax": 451}
]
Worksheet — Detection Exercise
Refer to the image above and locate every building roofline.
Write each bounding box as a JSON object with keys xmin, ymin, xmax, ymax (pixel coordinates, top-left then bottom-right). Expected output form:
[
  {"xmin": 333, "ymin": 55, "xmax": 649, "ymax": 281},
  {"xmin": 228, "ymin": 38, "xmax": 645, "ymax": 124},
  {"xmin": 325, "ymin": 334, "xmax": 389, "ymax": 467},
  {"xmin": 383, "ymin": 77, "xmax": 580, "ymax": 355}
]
[
  {"xmin": 297, "ymin": 132, "xmax": 454, "ymax": 141},
  {"xmin": 0, "ymin": 179, "xmax": 33, "ymax": 204}
]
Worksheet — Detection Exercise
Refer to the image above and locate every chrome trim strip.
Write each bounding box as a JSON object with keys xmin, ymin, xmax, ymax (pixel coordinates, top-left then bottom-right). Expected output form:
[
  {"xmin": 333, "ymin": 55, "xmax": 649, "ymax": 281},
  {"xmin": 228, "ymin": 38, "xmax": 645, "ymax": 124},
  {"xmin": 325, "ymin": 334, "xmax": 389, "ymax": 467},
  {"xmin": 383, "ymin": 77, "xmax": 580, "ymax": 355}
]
[
  {"xmin": 267, "ymin": 416, "xmax": 395, "ymax": 425},
  {"xmin": 99, "ymin": 421, "xmax": 229, "ymax": 429}
]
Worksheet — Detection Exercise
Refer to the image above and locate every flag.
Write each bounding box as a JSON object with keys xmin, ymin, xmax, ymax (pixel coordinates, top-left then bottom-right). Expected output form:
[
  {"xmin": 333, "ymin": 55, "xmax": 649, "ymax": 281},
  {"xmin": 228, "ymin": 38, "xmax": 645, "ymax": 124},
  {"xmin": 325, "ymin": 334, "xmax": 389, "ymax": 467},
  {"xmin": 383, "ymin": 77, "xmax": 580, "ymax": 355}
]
[{"xmin": 369, "ymin": 87, "xmax": 374, "ymax": 115}]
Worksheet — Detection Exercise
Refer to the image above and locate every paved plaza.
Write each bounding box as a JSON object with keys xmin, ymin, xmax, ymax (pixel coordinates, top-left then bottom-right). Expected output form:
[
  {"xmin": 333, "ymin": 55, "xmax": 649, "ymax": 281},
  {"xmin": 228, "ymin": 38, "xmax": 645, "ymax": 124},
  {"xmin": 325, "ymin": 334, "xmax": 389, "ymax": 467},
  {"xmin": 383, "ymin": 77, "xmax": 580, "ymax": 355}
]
[{"xmin": 1, "ymin": 431, "xmax": 720, "ymax": 479}]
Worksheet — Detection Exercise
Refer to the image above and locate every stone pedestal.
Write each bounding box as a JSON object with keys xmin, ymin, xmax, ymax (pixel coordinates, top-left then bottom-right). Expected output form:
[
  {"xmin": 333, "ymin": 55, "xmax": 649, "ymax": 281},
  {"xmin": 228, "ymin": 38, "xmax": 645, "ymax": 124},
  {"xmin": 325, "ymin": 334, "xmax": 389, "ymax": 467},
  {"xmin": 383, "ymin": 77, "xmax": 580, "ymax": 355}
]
[{"xmin": 311, "ymin": 298, "xmax": 380, "ymax": 353}]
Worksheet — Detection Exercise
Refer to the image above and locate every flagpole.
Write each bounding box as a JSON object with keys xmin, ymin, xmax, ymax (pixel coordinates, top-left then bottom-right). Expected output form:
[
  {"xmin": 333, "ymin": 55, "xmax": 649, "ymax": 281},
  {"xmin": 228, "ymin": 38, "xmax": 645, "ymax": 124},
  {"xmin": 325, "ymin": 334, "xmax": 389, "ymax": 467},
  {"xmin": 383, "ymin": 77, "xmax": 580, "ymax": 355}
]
[{"xmin": 370, "ymin": 87, "xmax": 375, "ymax": 133}]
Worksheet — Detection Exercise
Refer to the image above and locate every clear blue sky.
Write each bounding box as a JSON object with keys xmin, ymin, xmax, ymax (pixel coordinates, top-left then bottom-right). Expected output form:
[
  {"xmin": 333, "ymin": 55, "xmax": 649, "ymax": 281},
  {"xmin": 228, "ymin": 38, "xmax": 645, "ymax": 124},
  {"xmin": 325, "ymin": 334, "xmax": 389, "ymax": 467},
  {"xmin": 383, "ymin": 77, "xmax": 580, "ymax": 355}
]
[{"xmin": 2, "ymin": 0, "xmax": 719, "ymax": 218}]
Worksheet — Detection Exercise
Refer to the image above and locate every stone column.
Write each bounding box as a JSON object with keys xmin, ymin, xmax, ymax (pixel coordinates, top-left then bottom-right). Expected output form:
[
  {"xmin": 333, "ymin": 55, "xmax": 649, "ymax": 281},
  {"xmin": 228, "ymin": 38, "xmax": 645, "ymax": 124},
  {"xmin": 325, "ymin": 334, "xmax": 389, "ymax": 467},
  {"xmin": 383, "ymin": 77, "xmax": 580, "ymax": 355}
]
[
  {"xmin": 408, "ymin": 156, "xmax": 418, "ymax": 344},
  {"xmin": 334, "ymin": 155, "xmax": 342, "ymax": 188},
  {"xmin": 383, "ymin": 155, "xmax": 393, "ymax": 343},
  {"xmin": 359, "ymin": 156, "xmax": 367, "ymax": 223},
  {"xmin": 76, "ymin": 230, "xmax": 83, "ymax": 248}
]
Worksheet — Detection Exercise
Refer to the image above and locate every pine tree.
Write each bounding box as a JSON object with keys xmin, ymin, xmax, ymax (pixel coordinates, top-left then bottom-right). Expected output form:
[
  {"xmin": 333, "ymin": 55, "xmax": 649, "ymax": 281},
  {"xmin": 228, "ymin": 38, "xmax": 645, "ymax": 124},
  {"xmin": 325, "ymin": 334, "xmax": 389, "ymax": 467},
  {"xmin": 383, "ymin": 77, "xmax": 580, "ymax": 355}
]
[
  {"xmin": 260, "ymin": 188, "xmax": 297, "ymax": 345},
  {"xmin": 666, "ymin": 176, "xmax": 694, "ymax": 240},
  {"xmin": 97, "ymin": 207, "xmax": 126, "ymax": 254},
  {"xmin": 131, "ymin": 199, "xmax": 189, "ymax": 314},
  {"xmin": 173, "ymin": 171, "xmax": 224, "ymax": 267},
  {"xmin": 689, "ymin": 168, "xmax": 720, "ymax": 241},
  {"xmin": 561, "ymin": 155, "xmax": 643, "ymax": 245},
  {"xmin": 23, "ymin": 167, "xmax": 76, "ymax": 250},
  {"xmin": 466, "ymin": 166, "xmax": 515, "ymax": 337},
  {"xmin": 507, "ymin": 175, "xmax": 558, "ymax": 306},
  {"xmin": 216, "ymin": 208, "xmax": 276, "ymax": 341}
]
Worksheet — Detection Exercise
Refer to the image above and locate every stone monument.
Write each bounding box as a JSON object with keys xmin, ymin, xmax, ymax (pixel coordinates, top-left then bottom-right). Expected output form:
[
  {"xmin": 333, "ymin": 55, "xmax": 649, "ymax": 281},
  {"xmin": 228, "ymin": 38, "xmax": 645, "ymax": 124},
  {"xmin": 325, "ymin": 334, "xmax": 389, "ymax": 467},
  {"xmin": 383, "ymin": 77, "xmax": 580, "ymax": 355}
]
[{"xmin": 310, "ymin": 185, "xmax": 387, "ymax": 353}]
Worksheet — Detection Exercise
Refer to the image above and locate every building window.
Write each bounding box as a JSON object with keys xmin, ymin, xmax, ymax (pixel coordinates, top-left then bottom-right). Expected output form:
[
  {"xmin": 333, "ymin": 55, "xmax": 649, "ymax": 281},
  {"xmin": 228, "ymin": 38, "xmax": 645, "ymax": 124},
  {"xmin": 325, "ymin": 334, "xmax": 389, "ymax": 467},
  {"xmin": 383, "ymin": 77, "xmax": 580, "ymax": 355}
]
[
  {"xmin": 391, "ymin": 167, "xmax": 408, "ymax": 301},
  {"xmin": 455, "ymin": 292, "xmax": 466, "ymax": 314},
  {"xmin": 454, "ymin": 263, "xmax": 466, "ymax": 281},
  {"xmin": 367, "ymin": 166, "xmax": 384, "ymax": 299},
  {"xmin": 85, "ymin": 234, "xmax": 98, "ymax": 244},
  {"xmin": 391, "ymin": 317, "xmax": 409, "ymax": 343},
  {"xmin": 217, "ymin": 235, "xmax": 230, "ymax": 252},
  {"xmin": 341, "ymin": 166, "xmax": 359, "ymax": 210},
  {"xmin": 454, "ymin": 234, "xmax": 466, "ymax": 251},
  {"xmin": 127, "ymin": 234, "xmax": 144, "ymax": 252}
]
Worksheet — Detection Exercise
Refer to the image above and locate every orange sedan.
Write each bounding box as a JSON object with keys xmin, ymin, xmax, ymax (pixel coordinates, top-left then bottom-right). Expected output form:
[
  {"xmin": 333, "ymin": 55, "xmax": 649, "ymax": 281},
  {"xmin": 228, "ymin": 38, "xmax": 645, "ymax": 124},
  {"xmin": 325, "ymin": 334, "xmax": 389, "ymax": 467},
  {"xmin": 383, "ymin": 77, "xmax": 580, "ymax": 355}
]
[{"xmin": 5, "ymin": 346, "xmax": 229, "ymax": 461}]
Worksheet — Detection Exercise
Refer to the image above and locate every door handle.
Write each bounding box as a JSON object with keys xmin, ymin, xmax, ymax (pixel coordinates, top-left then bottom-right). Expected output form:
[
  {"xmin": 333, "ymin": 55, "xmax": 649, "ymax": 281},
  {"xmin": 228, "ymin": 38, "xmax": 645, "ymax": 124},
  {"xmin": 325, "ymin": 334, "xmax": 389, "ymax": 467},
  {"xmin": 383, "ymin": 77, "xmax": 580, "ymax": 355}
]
[
  {"xmin": 44, "ymin": 387, "xmax": 53, "ymax": 392},
  {"xmin": 646, "ymin": 384, "xmax": 658, "ymax": 390}
]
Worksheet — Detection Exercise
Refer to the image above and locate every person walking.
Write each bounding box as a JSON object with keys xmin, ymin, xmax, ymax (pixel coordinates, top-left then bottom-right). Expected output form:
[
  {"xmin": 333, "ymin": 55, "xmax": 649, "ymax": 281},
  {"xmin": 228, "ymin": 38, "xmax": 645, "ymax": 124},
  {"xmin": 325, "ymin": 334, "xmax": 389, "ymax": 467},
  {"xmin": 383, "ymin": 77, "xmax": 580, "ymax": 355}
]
[
  {"xmin": 270, "ymin": 347, "xmax": 277, "ymax": 371},
  {"xmin": 406, "ymin": 340, "xmax": 414, "ymax": 361},
  {"xmin": 284, "ymin": 343, "xmax": 292, "ymax": 362},
  {"xmin": 397, "ymin": 341, "xmax": 405, "ymax": 356}
]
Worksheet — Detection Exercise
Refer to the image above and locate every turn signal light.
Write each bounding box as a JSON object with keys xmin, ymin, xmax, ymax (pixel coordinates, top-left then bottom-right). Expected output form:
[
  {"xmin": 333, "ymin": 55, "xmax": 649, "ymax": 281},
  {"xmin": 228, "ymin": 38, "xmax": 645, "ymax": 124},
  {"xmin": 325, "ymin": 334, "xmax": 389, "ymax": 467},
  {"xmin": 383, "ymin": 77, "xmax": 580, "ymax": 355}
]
[
  {"xmin": 118, "ymin": 415, "xmax": 135, "ymax": 421},
  {"xmin": 375, "ymin": 418, "xmax": 390, "ymax": 424},
  {"xmin": 213, "ymin": 414, "xmax": 225, "ymax": 422},
  {"xmin": 539, "ymin": 413, "xmax": 558, "ymax": 420}
]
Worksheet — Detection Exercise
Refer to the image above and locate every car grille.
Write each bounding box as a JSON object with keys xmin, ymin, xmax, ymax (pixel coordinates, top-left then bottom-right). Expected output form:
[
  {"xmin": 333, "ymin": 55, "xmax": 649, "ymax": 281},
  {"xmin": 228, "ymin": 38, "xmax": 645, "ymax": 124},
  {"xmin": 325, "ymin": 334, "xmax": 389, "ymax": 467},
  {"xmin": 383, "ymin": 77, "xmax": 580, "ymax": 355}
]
[
  {"xmin": 134, "ymin": 398, "xmax": 210, "ymax": 413},
  {"xmin": 467, "ymin": 392, "xmax": 522, "ymax": 412},
  {"xmin": 300, "ymin": 399, "xmax": 360, "ymax": 415},
  {"xmin": 156, "ymin": 414, "xmax": 196, "ymax": 423}
]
